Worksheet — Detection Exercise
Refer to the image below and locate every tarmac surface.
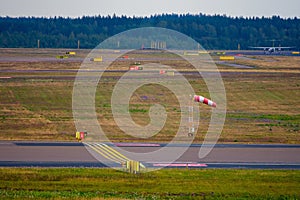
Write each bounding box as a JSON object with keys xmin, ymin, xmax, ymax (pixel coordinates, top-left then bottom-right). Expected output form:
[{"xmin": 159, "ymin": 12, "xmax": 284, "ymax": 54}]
[{"xmin": 1, "ymin": 141, "xmax": 300, "ymax": 169}]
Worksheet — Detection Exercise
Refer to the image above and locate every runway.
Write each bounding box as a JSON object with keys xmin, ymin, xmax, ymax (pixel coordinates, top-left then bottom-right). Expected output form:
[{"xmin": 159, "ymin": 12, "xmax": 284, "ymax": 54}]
[{"xmin": 1, "ymin": 141, "xmax": 300, "ymax": 169}]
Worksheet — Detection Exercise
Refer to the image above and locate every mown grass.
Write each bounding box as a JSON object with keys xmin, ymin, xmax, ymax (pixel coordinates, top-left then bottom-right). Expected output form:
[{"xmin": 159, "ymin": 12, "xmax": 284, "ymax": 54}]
[
  {"xmin": 0, "ymin": 49, "xmax": 299, "ymax": 143},
  {"xmin": 2, "ymin": 75, "xmax": 298, "ymax": 143},
  {"xmin": 0, "ymin": 168, "xmax": 299, "ymax": 199}
]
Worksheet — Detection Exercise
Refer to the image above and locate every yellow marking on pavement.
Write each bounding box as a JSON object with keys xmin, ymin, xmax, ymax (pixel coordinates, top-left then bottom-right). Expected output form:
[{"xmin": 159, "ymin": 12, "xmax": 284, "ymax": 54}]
[
  {"xmin": 94, "ymin": 143, "xmax": 127, "ymax": 163},
  {"xmin": 84, "ymin": 142, "xmax": 129, "ymax": 164},
  {"xmin": 85, "ymin": 143, "xmax": 121, "ymax": 163},
  {"xmin": 98, "ymin": 143, "xmax": 129, "ymax": 161}
]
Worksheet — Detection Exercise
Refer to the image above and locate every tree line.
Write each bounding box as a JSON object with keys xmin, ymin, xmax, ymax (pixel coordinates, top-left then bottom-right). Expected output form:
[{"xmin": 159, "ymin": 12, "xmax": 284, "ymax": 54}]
[{"xmin": 0, "ymin": 14, "xmax": 299, "ymax": 50}]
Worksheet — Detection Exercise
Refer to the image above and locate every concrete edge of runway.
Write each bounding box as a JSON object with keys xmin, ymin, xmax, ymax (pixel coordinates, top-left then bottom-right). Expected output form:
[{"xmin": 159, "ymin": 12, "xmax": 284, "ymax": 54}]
[
  {"xmin": 1, "ymin": 161, "xmax": 300, "ymax": 169},
  {"xmin": 8, "ymin": 141, "xmax": 300, "ymax": 148}
]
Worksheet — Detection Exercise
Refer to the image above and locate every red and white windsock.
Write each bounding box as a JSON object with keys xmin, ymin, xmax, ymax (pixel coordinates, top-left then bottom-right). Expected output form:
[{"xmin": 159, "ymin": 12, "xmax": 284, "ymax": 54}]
[{"xmin": 194, "ymin": 95, "xmax": 217, "ymax": 108}]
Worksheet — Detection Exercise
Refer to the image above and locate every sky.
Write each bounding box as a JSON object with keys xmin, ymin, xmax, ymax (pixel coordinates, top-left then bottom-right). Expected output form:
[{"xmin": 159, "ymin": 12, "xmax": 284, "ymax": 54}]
[{"xmin": 0, "ymin": 0, "xmax": 299, "ymax": 18}]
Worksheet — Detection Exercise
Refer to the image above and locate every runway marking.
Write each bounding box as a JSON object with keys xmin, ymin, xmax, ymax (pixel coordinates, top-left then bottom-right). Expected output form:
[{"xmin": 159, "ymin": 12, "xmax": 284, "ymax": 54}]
[
  {"xmin": 152, "ymin": 163, "xmax": 207, "ymax": 167},
  {"xmin": 96, "ymin": 143, "xmax": 129, "ymax": 162},
  {"xmin": 84, "ymin": 142, "xmax": 130, "ymax": 164},
  {"xmin": 84, "ymin": 143, "xmax": 117, "ymax": 162},
  {"xmin": 114, "ymin": 143, "xmax": 161, "ymax": 147}
]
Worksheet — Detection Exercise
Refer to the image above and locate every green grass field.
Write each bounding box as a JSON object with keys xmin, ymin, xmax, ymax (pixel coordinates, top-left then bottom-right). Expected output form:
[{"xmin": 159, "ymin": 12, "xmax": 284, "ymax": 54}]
[
  {"xmin": 0, "ymin": 49, "xmax": 300, "ymax": 200},
  {"xmin": 0, "ymin": 168, "xmax": 299, "ymax": 200},
  {"xmin": 0, "ymin": 49, "xmax": 299, "ymax": 143}
]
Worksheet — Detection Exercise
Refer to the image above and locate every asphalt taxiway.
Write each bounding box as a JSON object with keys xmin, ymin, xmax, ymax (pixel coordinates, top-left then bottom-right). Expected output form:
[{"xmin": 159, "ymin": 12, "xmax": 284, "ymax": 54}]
[{"xmin": 1, "ymin": 141, "xmax": 300, "ymax": 169}]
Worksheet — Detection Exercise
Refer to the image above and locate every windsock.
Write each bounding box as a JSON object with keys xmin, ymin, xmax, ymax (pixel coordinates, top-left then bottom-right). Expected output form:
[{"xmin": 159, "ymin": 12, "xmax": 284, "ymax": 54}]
[{"xmin": 194, "ymin": 95, "xmax": 217, "ymax": 108}]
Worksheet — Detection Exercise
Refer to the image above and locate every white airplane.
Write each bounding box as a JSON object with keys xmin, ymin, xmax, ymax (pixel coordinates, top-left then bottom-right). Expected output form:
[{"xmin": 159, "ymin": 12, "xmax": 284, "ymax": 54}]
[
  {"xmin": 249, "ymin": 46, "xmax": 294, "ymax": 54},
  {"xmin": 249, "ymin": 40, "xmax": 294, "ymax": 54}
]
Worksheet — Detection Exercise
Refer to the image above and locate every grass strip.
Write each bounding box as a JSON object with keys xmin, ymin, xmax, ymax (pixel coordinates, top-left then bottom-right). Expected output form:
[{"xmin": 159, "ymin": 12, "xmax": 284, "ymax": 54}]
[{"xmin": 0, "ymin": 168, "xmax": 299, "ymax": 199}]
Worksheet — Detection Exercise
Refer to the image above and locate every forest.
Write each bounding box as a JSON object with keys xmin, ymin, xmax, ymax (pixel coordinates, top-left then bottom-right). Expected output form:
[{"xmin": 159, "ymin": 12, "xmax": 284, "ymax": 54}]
[{"xmin": 0, "ymin": 14, "xmax": 299, "ymax": 50}]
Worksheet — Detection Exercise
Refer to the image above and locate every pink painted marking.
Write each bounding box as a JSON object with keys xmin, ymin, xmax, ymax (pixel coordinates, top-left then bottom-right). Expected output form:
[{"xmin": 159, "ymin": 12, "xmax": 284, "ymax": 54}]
[
  {"xmin": 114, "ymin": 143, "xmax": 161, "ymax": 147},
  {"xmin": 187, "ymin": 163, "xmax": 208, "ymax": 167},
  {"xmin": 153, "ymin": 163, "xmax": 207, "ymax": 167},
  {"xmin": 0, "ymin": 77, "xmax": 12, "ymax": 79}
]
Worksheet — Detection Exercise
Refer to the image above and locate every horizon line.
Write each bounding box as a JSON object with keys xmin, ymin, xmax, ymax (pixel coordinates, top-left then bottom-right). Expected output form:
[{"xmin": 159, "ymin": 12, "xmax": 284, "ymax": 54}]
[{"xmin": 1, "ymin": 13, "xmax": 299, "ymax": 20}]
